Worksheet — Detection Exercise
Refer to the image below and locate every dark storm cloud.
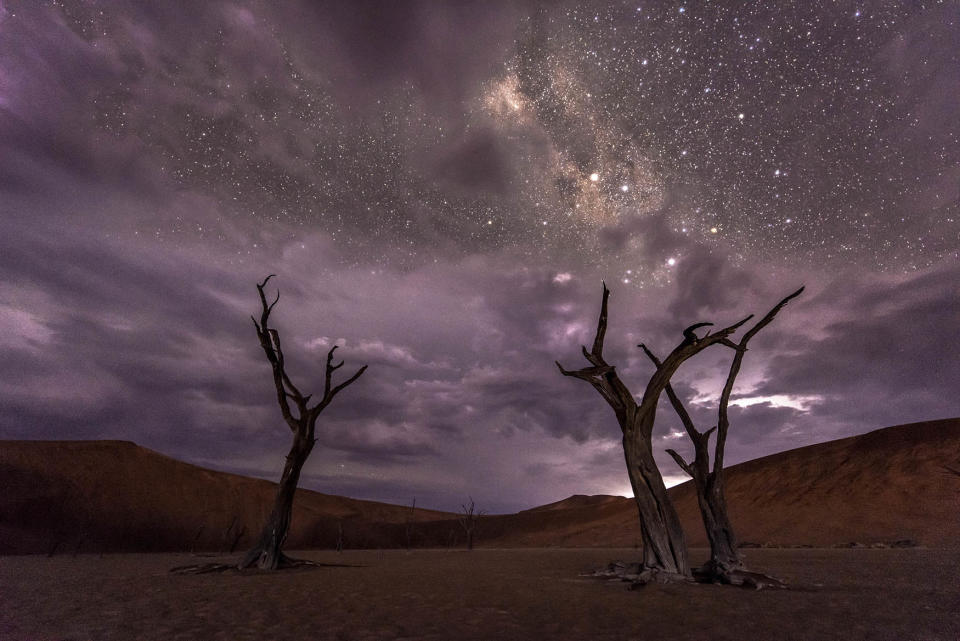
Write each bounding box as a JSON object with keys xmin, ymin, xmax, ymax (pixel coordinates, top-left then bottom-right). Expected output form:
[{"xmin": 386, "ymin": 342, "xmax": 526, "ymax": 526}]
[
  {"xmin": 3, "ymin": 205, "xmax": 959, "ymax": 510},
  {"xmin": 436, "ymin": 128, "xmax": 514, "ymax": 195},
  {"xmin": 748, "ymin": 264, "xmax": 960, "ymax": 434},
  {"xmin": 666, "ymin": 250, "xmax": 758, "ymax": 320},
  {"xmin": 299, "ymin": 1, "xmax": 523, "ymax": 108}
]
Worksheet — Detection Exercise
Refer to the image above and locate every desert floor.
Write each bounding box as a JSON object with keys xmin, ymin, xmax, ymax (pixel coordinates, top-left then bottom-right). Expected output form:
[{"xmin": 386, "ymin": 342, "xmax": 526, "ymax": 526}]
[{"xmin": 1, "ymin": 548, "xmax": 958, "ymax": 641}]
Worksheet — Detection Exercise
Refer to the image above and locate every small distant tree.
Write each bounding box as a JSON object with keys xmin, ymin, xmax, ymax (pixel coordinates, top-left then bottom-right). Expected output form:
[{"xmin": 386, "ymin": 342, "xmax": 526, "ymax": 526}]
[
  {"xmin": 458, "ymin": 497, "xmax": 485, "ymax": 550},
  {"xmin": 557, "ymin": 283, "xmax": 752, "ymax": 579},
  {"xmin": 404, "ymin": 498, "xmax": 416, "ymax": 550},
  {"xmin": 643, "ymin": 287, "xmax": 802, "ymax": 587},
  {"xmin": 240, "ymin": 275, "xmax": 367, "ymax": 570}
]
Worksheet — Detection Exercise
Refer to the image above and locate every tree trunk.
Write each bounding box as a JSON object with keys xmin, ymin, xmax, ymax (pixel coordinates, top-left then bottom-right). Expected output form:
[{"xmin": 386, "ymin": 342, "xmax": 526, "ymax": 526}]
[
  {"xmin": 623, "ymin": 427, "xmax": 688, "ymax": 576},
  {"xmin": 556, "ymin": 283, "xmax": 756, "ymax": 581},
  {"xmin": 240, "ymin": 435, "xmax": 314, "ymax": 569},
  {"xmin": 694, "ymin": 473, "xmax": 742, "ymax": 576}
]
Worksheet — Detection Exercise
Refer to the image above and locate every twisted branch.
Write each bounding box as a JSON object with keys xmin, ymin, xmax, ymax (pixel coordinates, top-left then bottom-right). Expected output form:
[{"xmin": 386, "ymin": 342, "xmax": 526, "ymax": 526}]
[{"xmin": 253, "ymin": 275, "xmax": 368, "ymax": 433}]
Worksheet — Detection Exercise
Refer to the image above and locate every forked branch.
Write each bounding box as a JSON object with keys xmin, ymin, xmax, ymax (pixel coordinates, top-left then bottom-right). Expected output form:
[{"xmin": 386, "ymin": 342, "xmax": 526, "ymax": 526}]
[
  {"xmin": 714, "ymin": 286, "xmax": 804, "ymax": 472},
  {"xmin": 556, "ymin": 282, "xmax": 635, "ymax": 422},
  {"xmin": 253, "ymin": 275, "xmax": 368, "ymax": 432}
]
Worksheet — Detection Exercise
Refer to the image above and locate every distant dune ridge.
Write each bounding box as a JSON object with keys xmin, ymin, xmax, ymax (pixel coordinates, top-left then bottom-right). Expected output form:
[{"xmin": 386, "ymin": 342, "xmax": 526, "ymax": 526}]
[{"xmin": 1, "ymin": 418, "xmax": 958, "ymax": 554}]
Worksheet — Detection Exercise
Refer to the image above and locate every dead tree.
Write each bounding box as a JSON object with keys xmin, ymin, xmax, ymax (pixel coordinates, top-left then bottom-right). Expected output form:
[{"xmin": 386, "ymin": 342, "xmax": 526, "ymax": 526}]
[
  {"xmin": 557, "ymin": 283, "xmax": 752, "ymax": 579},
  {"xmin": 239, "ymin": 275, "xmax": 367, "ymax": 570},
  {"xmin": 404, "ymin": 498, "xmax": 416, "ymax": 550},
  {"xmin": 643, "ymin": 286, "xmax": 803, "ymax": 588},
  {"xmin": 458, "ymin": 497, "xmax": 484, "ymax": 550}
]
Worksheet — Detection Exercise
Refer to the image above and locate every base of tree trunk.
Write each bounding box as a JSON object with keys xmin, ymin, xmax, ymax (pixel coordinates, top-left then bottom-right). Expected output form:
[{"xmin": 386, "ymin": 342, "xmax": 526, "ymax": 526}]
[{"xmin": 586, "ymin": 559, "xmax": 787, "ymax": 590}]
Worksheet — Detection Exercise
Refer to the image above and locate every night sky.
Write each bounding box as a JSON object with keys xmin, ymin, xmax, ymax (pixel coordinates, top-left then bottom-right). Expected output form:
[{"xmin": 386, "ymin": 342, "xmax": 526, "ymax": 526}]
[{"xmin": 1, "ymin": 1, "xmax": 957, "ymax": 513}]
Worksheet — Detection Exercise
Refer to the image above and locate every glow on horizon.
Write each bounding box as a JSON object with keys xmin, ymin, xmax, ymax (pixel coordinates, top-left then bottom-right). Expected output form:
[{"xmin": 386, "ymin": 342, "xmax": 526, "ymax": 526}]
[
  {"xmin": 728, "ymin": 393, "xmax": 822, "ymax": 410},
  {"xmin": 612, "ymin": 473, "xmax": 689, "ymax": 497}
]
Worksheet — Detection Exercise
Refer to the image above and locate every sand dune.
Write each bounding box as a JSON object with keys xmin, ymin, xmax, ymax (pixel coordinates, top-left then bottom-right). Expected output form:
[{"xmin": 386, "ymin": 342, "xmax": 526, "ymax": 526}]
[
  {"xmin": 0, "ymin": 440, "xmax": 453, "ymax": 555},
  {"xmin": 481, "ymin": 417, "xmax": 960, "ymax": 548},
  {"xmin": 1, "ymin": 418, "xmax": 958, "ymax": 554}
]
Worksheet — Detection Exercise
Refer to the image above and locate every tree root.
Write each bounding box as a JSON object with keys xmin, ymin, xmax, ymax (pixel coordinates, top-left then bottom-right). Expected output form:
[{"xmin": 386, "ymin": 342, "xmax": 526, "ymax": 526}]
[
  {"xmin": 693, "ymin": 564, "xmax": 788, "ymax": 590},
  {"xmin": 170, "ymin": 562, "xmax": 238, "ymax": 575},
  {"xmin": 583, "ymin": 561, "xmax": 693, "ymax": 587},
  {"xmin": 585, "ymin": 560, "xmax": 787, "ymax": 590},
  {"xmin": 170, "ymin": 555, "xmax": 362, "ymax": 575}
]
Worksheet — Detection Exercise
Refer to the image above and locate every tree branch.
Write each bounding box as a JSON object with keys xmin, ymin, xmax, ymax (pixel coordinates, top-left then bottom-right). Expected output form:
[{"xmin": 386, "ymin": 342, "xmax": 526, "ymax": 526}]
[
  {"xmin": 253, "ymin": 276, "xmax": 298, "ymax": 430},
  {"xmin": 590, "ymin": 281, "xmax": 610, "ymax": 359},
  {"xmin": 328, "ymin": 365, "xmax": 368, "ymax": 401},
  {"xmin": 714, "ymin": 286, "xmax": 804, "ymax": 473},
  {"xmin": 739, "ymin": 286, "xmax": 805, "ymax": 347},
  {"xmin": 556, "ymin": 362, "xmax": 622, "ymax": 412},
  {"xmin": 252, "ymin": 276, "xmax": 369, "ymax": 433},
  {"xmin": 636, "ymin": 313, "xmax": 754, "ymax": 430},
  {"xmin": 666, "ymin": 448, "xmax": 695, "ymax": 478},
  {"xmin": 555, "ymin": 361, "xmax": 615, "ymax": 380},
  {"xmin": 639, "ymin": 344, "xmax": 701, "ymax": 443},
  {"xmin": 324, "ymin": 345, "xmax": 341, "ymax": 399},
  {"xmin": 555, "ymin": 284, "xmax": 637, "ymax": 426},
  {"xmin": 269, "ymin": 328, "xmax": 306, "ymax": 403},
  {"xmin": 682, "ymin": 322, "xmax": 714, "ymax": 344},
  {"xmin": 312, "ymin": 346, "xmax": 368, "ymax": 419}
]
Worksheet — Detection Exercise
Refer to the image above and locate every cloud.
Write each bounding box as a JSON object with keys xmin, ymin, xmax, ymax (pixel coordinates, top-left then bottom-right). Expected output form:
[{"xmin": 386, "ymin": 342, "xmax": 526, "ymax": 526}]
[{"xmin": 1, "ymin": 2, "xmax": 957, "ymax": 515}]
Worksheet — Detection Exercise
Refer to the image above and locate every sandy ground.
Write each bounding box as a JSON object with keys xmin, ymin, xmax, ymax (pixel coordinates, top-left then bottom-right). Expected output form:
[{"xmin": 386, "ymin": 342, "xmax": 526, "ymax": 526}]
[{"xmin": 1, "ymin": 548, "xmax": 958, "ymax": 641}]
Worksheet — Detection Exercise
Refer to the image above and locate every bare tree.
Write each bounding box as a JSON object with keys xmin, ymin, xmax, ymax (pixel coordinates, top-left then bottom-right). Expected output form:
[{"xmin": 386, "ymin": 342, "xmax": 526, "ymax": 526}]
[
  {"xmin": 643, "ymin": 286, "xmax": 803, "ymax": 587},
  {"xmin": 458, "ymin": 497, "xmax": 484, "ymax": 550},
  {"xmin": 557, "ymin": 283, "xmax": 752, "ymax": 578},
  {"xmin": 239, "ymin": 275, "xmax": 368, "ymax": 570},
  {"xmin": 404, "ymin": 497, "xmax": 416, "ymax": 550}
]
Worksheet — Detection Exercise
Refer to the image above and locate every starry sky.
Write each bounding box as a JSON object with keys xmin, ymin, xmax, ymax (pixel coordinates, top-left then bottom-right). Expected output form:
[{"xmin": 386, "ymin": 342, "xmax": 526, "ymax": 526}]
[{"xmin": 1, "ymin": 1, "xmax": 958, "ymax": 513}]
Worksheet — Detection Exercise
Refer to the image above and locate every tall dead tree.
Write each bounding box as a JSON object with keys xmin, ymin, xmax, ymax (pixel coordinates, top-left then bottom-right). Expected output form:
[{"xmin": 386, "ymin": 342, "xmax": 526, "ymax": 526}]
[
  {"xmin": 240, "ymin": 275, "xmax": 367, "ymax": 570},
  {"xmin": 557, "ymin": 283, "xmax": 752, "ymax": 578},
  {"xmin": 643, "ymin": 286, "xmax": 803, "ymax": 587}
]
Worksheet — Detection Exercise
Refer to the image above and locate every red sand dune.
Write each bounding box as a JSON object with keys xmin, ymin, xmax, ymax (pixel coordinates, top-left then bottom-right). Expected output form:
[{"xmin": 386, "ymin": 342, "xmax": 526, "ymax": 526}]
[
  {"xmin": 481, "ymin": 417, "xmax": 960, "ymax": 548},
  {"xmin": 1, "ymin": 418, "xmax": 958, "ymax": 554},
  {"xmin": 0, "ymin": 440, "xmax": 454, "ymax": 555}
]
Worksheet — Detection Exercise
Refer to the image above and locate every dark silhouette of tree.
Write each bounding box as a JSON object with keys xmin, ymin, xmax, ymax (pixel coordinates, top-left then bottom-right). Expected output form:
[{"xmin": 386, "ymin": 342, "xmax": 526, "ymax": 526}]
[
  {"xmin": 557, "ymin": 283, "xmax": 752, "ymax": 579},
  {"xmin": 642, "ymin": 286, "xmax": 803, "ymax": 588},
  {"xmin": 239, "ymin": 275, "xmax": 367, "ymax": 570},
  {"xmin": 404, "ymin": 497, "xmax": 416, "ymax": 550},
  {"xmin": 458, "ymin": 497, "xmax": 484, "ymax": 550}
]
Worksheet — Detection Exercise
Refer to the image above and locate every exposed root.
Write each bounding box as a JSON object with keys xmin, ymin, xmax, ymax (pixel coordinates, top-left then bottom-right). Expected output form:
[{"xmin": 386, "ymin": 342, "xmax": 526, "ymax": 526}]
[
  {"xmin": 583, "ymin": 561, "xmax": 693, "ymax": 588},
  {"xmin": 692, "ymin": 563, "xmax": 788, "ymax": 590},
  {"xmin": 170, "ymin": 555, "xmax": 362, "ymax": 575},
  {"xmin": 170, "ymin": 563, "xmax": 238, "ymax": 575},
  {"xmin": 714, "ymin": 569, "xmax": 787, "ymax": 590},
  {"xmin": 584, "ymin": 559, "xmax": 787, "ymax": 590}
]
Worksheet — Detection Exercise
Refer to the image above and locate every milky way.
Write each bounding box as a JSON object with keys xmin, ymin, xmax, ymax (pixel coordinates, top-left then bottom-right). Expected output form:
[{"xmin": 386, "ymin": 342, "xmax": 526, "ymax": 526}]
[
  {"xmin": 1, "ymin": 1, "xmax": 957, "ymax": 512},
  {"xmin": 14, "ymin": 1, "xmax": 955, "ymax": 274}
]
